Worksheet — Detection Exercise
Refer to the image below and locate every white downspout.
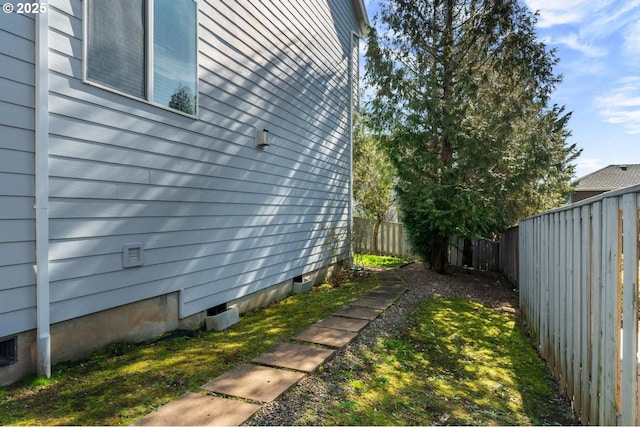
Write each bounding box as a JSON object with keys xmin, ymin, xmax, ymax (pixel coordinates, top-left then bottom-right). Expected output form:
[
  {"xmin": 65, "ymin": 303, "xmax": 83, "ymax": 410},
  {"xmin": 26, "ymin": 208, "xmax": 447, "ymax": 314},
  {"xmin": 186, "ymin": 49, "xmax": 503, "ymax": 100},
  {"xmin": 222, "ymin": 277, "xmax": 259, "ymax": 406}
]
[
  {"xmin": 348, "ymin": 32, "xmax": 356, "ymax": 258},
  {"xmin": 349, "ymin": 30, "xmax": 364, "ymax": 259},
  {"xmin": 35, "ymin": 2, "xmax": 51, "ymax": 378}
]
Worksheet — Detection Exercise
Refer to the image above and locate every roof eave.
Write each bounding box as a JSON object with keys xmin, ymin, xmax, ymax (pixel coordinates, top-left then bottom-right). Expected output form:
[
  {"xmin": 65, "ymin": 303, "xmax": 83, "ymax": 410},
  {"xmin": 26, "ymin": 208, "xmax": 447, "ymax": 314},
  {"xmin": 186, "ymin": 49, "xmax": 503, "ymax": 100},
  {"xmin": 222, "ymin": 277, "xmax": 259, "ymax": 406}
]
[{"xmin": 351, "ymin": 0, "xmax": 370, "ymax": 38}]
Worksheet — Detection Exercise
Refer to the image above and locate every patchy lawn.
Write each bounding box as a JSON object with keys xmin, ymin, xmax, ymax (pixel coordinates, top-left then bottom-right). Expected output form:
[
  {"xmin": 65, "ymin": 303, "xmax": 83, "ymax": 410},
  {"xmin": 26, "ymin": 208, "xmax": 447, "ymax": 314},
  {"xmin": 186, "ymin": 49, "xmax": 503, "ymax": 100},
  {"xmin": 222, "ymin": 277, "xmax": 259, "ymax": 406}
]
[
  {"xmin": 320, "ymin": 297, "xmax": 575, "ymax": 425},
  {"xmin": 248, "ymin": 263, "xmax": 577, "ymax": 426},
  {"xmin": 0, "ymin": 277, "xmax": 378, "ymax": 426}
]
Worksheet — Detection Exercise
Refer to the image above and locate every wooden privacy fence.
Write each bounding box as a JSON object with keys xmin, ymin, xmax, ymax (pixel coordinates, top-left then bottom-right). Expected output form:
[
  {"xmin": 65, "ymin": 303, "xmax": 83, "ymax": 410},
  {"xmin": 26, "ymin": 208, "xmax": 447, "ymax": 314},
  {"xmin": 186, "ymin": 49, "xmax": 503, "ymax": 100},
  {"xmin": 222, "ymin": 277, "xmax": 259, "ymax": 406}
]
[
  {"xmin": 519, "ymin": 184, "xmax": 640, "ymax": 426},
  {"xmin": 439, "ymin": 229, "xmax": 519, "ymax": 286},
  {"xmin": 353, "ymin": 218, "xmax": 520, "ymax": 286},
  {"xmin": 353, "ymin": 217, "xmax": 415, "ymax": 259},
  {"xmin": 499, "ymin": 226, "xmax": 519, "ymax": 286},
  {"xmin": 450, "ymin": 237, "xmax": 501, "ymax": 272}
]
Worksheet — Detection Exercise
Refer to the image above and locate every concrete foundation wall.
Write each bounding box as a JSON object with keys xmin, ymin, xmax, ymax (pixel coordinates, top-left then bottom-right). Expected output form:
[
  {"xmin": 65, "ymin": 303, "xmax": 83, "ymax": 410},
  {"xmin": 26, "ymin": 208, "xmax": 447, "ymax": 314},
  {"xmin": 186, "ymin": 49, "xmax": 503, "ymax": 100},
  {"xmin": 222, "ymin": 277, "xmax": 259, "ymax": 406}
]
[
  {"xmin": 1, "ymin": 265, "xmax": 330, "ymax": 386},
  {"xmin": 49, "ymin": 292, "xmax": 204, "ymax": 365},
  {"xmin": 1, "ymin": 292, "xmax": 203, "ymax": 386},
  {"xmin": 229, "ymin": 279, "xmax": 294, "ymax": 314},
  {"xmin": 0, "ymin": 331, "xmax": 37, "ymax": 387}
]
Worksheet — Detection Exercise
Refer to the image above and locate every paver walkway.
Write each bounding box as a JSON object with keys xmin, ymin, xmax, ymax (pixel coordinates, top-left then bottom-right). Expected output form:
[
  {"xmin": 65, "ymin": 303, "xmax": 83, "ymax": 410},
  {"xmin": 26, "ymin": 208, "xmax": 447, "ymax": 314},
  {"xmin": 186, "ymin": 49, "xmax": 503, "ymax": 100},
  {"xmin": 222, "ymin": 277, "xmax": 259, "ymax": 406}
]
[{"xmin": 133, "ymin": 270, "xmax": 407, "ymax": 426}]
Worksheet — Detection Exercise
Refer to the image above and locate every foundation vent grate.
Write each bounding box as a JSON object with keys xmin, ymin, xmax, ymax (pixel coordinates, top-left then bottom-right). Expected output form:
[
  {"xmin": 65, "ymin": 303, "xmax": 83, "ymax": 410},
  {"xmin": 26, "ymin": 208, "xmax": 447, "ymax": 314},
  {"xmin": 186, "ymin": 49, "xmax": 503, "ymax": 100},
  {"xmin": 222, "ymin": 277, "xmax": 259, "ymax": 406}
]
[
  {"xmin": 207, "ymin": 303, "xmax": 227, "ymax": 316},
  {"xmin": 0, "ymin": 336, "xmax": 17, "ymax": 366}
]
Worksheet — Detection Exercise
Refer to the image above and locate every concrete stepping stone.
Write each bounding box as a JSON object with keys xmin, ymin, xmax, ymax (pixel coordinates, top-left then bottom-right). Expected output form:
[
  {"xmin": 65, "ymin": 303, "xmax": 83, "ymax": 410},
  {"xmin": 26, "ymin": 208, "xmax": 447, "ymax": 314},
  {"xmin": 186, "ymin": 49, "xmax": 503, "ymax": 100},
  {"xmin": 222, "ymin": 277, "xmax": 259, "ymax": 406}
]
[
  {"xmin": 378, "ymin": 284, "xmax": 407, "ymax": 292},
  {"xmin": 363, "ymin": 289, "xmax": 405, "ymax": 300},
  {"xmin": 313, "ymin": 316, "xmax": 369, "ymax": 332},
  {"xmin": 201, "ymin": 364, "xmax": 305, "ymax": 403},
  {"xmin": 376, "ymin": 275, "xmax": 404, "ymax": 283},
  {"xmin": 293, "ymin": 326, "xmax": 358, "ymax": 348},
  {"xmin": 351, "ymin": 297, "xmax": 394, "ymax": 310},
  {"xmin": 333, "ymin": 305, "xmax": 383, "ymax": 320},
  {"xmin": 376, "ymin": 278, "xmax": 403, "ymax": 284},
  {"xmin": 133, "ymin": 392, "xmax": 261, "ymax": 426},
  {"xmin": 252, "ymin": 342, "xmax": 334, "ymax": 372}
]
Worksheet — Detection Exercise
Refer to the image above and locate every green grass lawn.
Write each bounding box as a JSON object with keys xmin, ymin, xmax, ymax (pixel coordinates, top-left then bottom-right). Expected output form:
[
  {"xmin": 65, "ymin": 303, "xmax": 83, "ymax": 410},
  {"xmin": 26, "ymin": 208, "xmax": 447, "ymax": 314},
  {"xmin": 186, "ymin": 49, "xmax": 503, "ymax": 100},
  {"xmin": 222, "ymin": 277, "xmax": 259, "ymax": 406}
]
[
  {"xmin": 354, "ymin": 253, "xmax": 412, "ymax": 268},
  {"xmin": 0, "ymin": 277, "xmax": 378, "ymax": 426},
  {"xmin": 317, "ymin": 297, "xmax": 575, "ymax": 426}
]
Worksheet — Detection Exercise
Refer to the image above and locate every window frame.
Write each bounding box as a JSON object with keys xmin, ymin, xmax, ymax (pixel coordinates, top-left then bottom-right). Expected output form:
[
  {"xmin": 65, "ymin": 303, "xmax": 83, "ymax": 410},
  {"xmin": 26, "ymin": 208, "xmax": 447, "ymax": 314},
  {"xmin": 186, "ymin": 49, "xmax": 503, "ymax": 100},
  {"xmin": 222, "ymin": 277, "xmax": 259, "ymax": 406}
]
[{"xmin": 82, "ymin": 0, "xmax": 199, "ymax": 118}]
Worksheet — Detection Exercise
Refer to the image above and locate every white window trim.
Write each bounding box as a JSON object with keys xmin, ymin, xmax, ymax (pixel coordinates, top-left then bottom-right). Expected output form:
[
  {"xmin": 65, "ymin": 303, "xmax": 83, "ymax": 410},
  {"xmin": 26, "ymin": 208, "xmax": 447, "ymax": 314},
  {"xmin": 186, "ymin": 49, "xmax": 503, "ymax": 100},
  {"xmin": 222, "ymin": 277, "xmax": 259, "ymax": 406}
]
[{"xmin": 82, "ymin": 0, "xmax": 199, "ymax": 118}]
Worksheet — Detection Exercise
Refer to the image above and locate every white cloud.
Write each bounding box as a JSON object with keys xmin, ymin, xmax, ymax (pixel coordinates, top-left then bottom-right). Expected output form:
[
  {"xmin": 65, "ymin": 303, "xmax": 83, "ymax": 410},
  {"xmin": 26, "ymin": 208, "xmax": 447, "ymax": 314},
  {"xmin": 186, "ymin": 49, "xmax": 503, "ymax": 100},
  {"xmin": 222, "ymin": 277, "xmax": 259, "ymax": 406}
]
[
  {"xmin": 580, "ymin": 0, "xmax": 640, "ymax": 41},
  {"xmin": 597, "ymin": 77, "xmax": 640, "ymax": 134},
  {"xmin": 524, "ymin": 0, "xmax": 590, "ymax": 27},
  {"xmin": 554, "ymin": 33, "xmax": 607, "ymax": 57},
  {"xmin": 624, "ymin": 19, "xmax": 640, "ymax": 57}
]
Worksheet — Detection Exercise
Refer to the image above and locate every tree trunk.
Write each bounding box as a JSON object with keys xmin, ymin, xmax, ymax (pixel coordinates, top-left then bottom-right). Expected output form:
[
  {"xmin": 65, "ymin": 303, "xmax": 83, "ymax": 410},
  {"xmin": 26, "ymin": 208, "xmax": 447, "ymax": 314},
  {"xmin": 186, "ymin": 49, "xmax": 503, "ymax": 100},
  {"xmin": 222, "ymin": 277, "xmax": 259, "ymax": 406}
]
[
  {"xmin": 373, "ymin": 218, "xmax": 381, "ymax": 255},
  {"xmin": 462, "ymin": 238, "xmax": 473, "ymax": 266},
  {"xmin": 429, "ymin": 235, "xmax": 450, "ymax": 274},
  {"xmin": 429, "ymin": 0, "xmax": 454, "ymax": 277}
]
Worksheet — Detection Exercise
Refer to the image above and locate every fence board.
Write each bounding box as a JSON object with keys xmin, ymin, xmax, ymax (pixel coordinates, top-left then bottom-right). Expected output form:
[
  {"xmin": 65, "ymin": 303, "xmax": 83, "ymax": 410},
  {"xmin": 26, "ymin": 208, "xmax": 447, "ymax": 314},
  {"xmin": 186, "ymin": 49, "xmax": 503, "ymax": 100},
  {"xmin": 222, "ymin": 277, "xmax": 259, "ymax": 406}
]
[
  {"xmin": 559, "ymin": 210, "xmax": 568, "ymax": 392},
  {"xmin": 541, "ymin": 214, "xmax": 550, "ymax": 361},
  {"xmin": 572, "ymin": 207, "xmax": 582, "ymax": 413},
  {"xmin": 602, "ymin": 198, "xmax": 620, "ymax": 425},
  {"xmin": 552, "ymin": 212, "xmax": 561, "ymax": 378},
  {"xmin": 580, "ymin": 204, "xmax": 592, "ymax": 423},
  {"xmin": 621, "ymin": 193, "xmax": 638, "ymax": 426},
  {"xmin": 591, "ymin": 201, "xmax": 603, "ymax": 426}
]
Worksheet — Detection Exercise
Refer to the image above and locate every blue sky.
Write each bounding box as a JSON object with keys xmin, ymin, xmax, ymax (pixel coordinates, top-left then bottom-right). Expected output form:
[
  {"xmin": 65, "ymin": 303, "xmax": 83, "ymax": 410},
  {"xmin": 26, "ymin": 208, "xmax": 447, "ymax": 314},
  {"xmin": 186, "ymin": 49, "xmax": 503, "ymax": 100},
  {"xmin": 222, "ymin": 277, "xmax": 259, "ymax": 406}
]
[{"xmin": 361, "ymin": 0, "xmax": 640, "ymax": 179}]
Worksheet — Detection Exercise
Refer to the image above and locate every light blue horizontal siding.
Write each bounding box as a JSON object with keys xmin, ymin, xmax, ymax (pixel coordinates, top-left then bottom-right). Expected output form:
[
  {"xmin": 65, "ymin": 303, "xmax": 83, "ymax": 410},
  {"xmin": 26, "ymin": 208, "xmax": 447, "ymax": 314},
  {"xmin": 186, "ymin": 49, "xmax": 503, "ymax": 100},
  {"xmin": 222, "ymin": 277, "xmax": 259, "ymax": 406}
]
[
  {"xmin": 49, "ymin": 233, "xmax": 329, "ymax": 291},
  {"xmin": 0, "ymin": 264, "xmax": 36, "ymax": 291},
  {"xmin": 0, "ymin": 309, "xmax": 35, "ymax": 338},
  {"xmin": 0, "ymin": 242, "xmax": 36, "ymax": 267},
  {"xmin": 0, "ymin": 101, "xmax": 34, "ymax": 130},
  {"xmin": 48, "ymin": 177, "xmax": 348, "ymax": 205},
  {"xmin": 0, "ymin": 13, "xmax": 36, "ymax": 337},
  {"xmin": 0, "ymin": 220, "xmax": 36, "ymax": 243},
  {"xmin": 41, "ymin": 0, "xmax": 359, "ymax": 325},
  {"xmin": 0, "ymin": 126, "xmax": 35, "ymax": 152},
  {"xmin": 0, "ymin": 173, "xmax": 34, "ymax": 197},
  {"xmin": 0, "ymin": 286, "xmax": 36, "ymax": 316}
]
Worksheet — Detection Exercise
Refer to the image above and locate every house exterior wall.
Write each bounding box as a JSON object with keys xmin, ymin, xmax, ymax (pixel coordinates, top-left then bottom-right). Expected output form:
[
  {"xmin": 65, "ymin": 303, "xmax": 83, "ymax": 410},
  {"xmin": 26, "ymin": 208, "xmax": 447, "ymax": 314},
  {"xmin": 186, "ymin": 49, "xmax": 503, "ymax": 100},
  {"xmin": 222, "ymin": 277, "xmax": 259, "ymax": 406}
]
[
  {"xmin": 0, "ymin": 0, "xmax": 362, "ymax": 384},
  {"xmin": 571, "ymin": 190, "xmax": 606, "ymax": 203},
  {"xmin": 0, "ymin": 13, "xmax": 37, "ymax": 341}
]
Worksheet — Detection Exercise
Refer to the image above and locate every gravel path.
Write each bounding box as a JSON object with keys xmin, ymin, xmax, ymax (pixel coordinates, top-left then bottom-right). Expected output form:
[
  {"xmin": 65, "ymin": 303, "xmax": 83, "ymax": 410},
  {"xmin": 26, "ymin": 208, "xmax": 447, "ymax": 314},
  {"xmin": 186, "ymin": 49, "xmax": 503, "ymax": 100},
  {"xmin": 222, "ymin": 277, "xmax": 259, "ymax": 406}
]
[{"xmin": 246, "ymin": 262, "xmax": 522, "ymax": 426}]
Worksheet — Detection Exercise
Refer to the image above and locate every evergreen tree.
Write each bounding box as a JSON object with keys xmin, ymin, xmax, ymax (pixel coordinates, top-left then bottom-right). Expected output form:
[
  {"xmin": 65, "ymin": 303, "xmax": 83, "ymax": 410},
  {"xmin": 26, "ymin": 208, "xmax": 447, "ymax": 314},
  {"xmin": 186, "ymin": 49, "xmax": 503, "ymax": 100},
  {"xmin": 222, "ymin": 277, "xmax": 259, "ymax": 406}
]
[
  {"xmin": 353, "ymin": 111, "xmax": 395, "ymax": 254},
  {"xmin": 365, "ymin": 0, "xmax": 580, "ymax": 273}
]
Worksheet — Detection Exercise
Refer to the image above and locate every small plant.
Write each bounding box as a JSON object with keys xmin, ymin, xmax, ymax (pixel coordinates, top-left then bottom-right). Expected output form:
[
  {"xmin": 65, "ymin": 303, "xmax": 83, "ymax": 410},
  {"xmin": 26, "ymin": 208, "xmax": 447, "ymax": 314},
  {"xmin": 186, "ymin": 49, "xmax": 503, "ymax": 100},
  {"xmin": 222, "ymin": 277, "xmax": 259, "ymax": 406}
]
[
  {"xmin": 327, "ymin": 261, "xmax": 351, "ymax": 288},
  {"xmin": 323, "ymin": 225, "xmax": 353, "ymax": 288}
]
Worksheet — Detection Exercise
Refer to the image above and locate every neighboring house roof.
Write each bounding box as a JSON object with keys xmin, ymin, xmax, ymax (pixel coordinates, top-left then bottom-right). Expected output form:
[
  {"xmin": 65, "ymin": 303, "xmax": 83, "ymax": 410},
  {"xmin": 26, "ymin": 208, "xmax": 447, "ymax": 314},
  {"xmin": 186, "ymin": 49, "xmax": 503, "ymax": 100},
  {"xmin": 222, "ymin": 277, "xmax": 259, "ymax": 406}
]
[
  {"xmin": 574, "ymin": 164, "xmax": 640, "ymax": 191},
  {"xmin": 351, "ymin": 0, "xmax": 370, "ymax": 36}
]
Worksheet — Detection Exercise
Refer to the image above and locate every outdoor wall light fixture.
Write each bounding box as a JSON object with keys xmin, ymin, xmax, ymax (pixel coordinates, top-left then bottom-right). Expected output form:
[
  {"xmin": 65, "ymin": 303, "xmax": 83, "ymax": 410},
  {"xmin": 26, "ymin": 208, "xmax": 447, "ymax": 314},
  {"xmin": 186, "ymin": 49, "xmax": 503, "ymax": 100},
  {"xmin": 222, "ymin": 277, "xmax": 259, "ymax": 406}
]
[{"xmin": 256, "ymin": 128, "xmax": 270, "ymax": 148}]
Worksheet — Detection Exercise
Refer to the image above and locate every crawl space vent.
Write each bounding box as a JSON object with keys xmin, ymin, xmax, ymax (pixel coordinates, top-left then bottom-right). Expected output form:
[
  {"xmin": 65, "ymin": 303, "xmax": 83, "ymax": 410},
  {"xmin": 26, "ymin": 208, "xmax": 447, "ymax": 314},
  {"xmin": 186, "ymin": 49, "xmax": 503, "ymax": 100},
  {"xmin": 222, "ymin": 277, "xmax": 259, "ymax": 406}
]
[
  {"xmin": 122, "ymin": 244, "xmax": 144, "ymax": 268},
  {"xmin": 207, "ymin": 303, "xmax": 227, "ymax": 316},
  {"xmin": 0, "ymin": 336, "xmax": 17, "ymax": 366}
]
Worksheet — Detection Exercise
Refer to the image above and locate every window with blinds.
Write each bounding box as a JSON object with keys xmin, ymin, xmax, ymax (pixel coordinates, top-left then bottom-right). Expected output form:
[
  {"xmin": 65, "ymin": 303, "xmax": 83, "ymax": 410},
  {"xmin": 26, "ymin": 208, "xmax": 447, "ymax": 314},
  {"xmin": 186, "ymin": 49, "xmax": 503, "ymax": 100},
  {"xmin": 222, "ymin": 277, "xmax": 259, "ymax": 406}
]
[{"xmin": 85, "ymin": 0, "xmax": 197, "ymax": 115}]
